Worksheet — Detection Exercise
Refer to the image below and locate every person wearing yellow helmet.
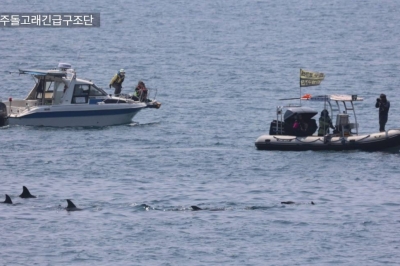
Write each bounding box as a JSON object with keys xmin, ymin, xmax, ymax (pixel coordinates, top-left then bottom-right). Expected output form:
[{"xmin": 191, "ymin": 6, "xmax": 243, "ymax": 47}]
[{"xmin": 109, "ymin": 69, "xmax": 125, "ymax": 96}]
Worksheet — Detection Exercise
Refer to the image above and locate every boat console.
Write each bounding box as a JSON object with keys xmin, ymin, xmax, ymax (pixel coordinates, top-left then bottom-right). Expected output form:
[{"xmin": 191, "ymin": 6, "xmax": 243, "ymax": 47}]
[{"xmin": 335, "ymin": 114, "xmax": 358, "ymax": 136}]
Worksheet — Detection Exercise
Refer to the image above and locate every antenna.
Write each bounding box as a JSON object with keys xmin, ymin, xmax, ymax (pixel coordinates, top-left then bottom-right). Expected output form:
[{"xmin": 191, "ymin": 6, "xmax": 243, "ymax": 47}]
[{"xmin": 74, "ymin": 41, "xmax": 84, "ymax": 71}]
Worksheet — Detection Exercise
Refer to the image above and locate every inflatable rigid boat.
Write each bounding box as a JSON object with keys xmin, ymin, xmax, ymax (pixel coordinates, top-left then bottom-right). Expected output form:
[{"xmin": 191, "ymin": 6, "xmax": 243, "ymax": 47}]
[{"xmin": 255, "ymin": 94, "xmax": 400, "ymax": 151}]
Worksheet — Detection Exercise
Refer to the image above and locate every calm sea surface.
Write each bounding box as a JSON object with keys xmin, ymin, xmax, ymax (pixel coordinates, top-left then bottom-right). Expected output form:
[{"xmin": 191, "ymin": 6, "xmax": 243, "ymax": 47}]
[{"xmin": 1, "ymin": 0, "xmax": 400, "ymax": 265}]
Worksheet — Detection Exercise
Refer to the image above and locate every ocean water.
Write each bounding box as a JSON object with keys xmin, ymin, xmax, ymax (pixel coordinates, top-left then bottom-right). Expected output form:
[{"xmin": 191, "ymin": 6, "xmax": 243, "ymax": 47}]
[{"xmin": 1, "ymin": 0, "xmax": 400, "ymax": 265}]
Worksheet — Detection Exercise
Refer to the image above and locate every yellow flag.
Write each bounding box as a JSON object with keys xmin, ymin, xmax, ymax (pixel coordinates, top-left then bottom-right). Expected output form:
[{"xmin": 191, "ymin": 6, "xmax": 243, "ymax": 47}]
[{"xmin": 300, "ymin": 69, "xmax": 325, "ymax": 87}]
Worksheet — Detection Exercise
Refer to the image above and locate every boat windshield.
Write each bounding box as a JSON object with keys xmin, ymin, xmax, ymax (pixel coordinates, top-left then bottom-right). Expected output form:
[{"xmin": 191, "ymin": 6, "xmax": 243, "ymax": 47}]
[
  {"xmin": 90, "ymin": 84, "xmax": 108, "ymax": 96},
  {"xmin": 72, "ymin": 84, "xmax": 108, "ymax": 104},
  {"xmin": 71, "ymin": 83, "xmax": 108, "ymax": 97}
]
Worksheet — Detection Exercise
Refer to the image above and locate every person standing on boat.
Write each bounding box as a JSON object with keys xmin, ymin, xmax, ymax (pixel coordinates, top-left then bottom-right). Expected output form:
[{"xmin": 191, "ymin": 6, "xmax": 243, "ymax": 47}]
[
  {"xmin": 318, "ymin": 109, "xmax": 335, "ymax": 136},
  {"xmin": 375, "ymin": 94, "xmax": 390, "ymax": 132},
  {"xmin": 109, "ymin": 69, "xmax": 125, "ymax": 96}
]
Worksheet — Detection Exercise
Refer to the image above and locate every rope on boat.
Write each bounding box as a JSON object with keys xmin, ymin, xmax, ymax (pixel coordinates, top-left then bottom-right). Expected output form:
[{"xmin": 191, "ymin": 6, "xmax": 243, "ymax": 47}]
[
  {"xmin": 328, "ymin": 138, "xmax": 342, "ymax": 143},
  {"xmin": 272, "ymin": 134, "xmax": 373, "ymax": 145},
  {"xmin": 355, "ymin": 135, "xmax": 371, "ymax": 141},
  {"xmin": 273, "ymin": 136, "xmax": 296, "ymax": 141},
  {"xmin": 273, "ymin": 136, "xmax": 296, "ymax": 140},
  {"xmin": 325, "ymin": 134, "xmax": 371, "ymax": 144},
  {"xmin": 295, "ymin": 137, "xmax": 321, "ymax": 143}
]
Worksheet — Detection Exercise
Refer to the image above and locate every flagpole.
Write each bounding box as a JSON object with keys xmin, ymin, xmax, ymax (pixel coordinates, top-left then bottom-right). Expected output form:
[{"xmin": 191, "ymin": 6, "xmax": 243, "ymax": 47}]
[{"xmin": 299, "ymin": 69, "xmax": 302, "ymax": 106}]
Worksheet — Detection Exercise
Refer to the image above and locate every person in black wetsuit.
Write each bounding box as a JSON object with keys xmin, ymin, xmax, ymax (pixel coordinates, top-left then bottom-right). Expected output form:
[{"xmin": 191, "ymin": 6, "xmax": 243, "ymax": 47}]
[{"xmin": 375, "ymin": 94, "xmax": 390, "ymax": 132}]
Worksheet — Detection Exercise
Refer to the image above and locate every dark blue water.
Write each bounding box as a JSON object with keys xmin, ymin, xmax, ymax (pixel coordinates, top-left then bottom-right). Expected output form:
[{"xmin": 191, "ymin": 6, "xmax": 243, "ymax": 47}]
[{"xmin": 1, "ymin": 0, "xmax": 400, "ymax": 265}]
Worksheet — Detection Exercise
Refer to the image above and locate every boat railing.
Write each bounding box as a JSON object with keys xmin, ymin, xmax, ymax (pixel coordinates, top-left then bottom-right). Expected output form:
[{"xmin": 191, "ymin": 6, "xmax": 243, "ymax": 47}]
[
  {"xmin": 332, "ymin": 100, "xmax": 359, "ymax": 136},
  {"xmin": 6, "ymin": 99, "xmax": 40, "ymax": 115},
  {"xmin": 275, "ymin": 106, "xmax": 284, "ymax": 134},
  {"xmin": 119, "ymin": 88, "xmax": 158, "ymax": 102},
  {"xmin": 146, "ymin": 88, "xmax": 158, "ymax": 102}
]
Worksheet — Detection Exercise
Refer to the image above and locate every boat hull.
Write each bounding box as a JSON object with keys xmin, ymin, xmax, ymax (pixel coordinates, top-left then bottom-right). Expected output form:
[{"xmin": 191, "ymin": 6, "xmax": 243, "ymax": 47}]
[
  {"xmin": 8, "ymin": 104, "xmax": 145, "ymax": 127},
  {"xmin": 255, "ymin": 129, "xmax": 400, "ymax": 151}
]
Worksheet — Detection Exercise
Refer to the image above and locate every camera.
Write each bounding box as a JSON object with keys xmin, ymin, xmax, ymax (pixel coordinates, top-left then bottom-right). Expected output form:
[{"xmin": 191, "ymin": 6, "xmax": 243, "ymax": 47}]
[{"xmin": 376, "ymin": 98, "xmax": 381, "ymax": 102}]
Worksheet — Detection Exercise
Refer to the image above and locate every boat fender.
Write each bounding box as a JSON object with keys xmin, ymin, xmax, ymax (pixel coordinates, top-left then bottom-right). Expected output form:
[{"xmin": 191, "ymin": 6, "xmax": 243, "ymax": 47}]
[{"xmin": 341, "ymin": 138, "xmax": 346, "ymax": 145}]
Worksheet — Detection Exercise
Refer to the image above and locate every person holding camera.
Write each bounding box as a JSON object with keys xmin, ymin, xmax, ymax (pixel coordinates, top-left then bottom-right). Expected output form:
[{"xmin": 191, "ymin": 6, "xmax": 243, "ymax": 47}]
[{"xmin": 375, "ymin": 94, "xmax": 390, "ymax": 132}]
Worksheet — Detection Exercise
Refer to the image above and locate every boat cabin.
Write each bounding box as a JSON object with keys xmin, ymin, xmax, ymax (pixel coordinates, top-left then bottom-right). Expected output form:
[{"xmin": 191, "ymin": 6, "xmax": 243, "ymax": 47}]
[{"xmin": 21, "ymin": 63, "xmax": 110, "ymax": 106}]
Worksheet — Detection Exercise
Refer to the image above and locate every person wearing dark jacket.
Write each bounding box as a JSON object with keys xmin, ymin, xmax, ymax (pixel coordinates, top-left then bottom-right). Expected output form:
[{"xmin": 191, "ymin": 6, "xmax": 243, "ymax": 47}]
[
  {"xmin": 318, "ymin": 109, "xmax": 335, "ymax": 136},
  {"xmin": 135, "ymin": 81, "xmax": 148, "ymax": 102},
  {"xmin": 375, "ymin": 94, "xmax": 390, "ymax": 132}
]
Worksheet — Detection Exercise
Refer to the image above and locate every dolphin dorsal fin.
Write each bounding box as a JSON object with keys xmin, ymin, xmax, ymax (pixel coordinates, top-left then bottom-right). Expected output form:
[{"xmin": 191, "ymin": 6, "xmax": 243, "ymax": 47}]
[
  {"xmin": 191, "ymin": 206, "xmax": 202, "ymax": 211},
  {"xmin": 66, "ymin": 199, "xmax": 77, "ymax": 208},
  {"xmin": 4, "ymin": 194, "xmax": 13, "ymax": 204},
  {"xmin": 20, "ymin": 186, "xmax": 36, "ymax": 198}
]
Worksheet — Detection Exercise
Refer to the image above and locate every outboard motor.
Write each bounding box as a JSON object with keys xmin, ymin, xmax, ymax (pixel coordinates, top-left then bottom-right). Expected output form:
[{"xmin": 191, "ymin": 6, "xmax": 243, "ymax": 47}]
[{"xmin": 0, "ymin": 102, "xmax": 8, "ymax": 127}]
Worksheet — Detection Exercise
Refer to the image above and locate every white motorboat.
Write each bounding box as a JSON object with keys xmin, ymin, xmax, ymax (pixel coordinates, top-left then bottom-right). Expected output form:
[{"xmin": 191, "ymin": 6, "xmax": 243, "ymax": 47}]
[
  {"xmin": 255, "ymin": 69, "xmax": 400, "ymax": 151},
  {"xmin": 1, "ymin": 63, "xmax": 160, "ymax": 127}
]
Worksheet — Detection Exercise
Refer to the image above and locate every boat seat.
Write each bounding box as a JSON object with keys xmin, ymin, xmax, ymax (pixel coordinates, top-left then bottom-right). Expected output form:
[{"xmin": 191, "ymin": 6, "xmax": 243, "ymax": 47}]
[
  {"xmin": 336, "ymin": 114, "xmax": 349, "ymax": 127},
  {"xmin": 348, "ymin": 123, "xmax": 358, "ymax": 129},
  {"xmin": 44, "ymin": 99, "xmax": 52, "ymax": 105}
]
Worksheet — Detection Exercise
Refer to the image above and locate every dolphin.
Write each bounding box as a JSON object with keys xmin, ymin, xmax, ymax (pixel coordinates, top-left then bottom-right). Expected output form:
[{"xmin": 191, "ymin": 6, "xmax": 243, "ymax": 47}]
[
  {"xmin": 191, "ymin": 206, "xmax": 203, "ymax": 211},
  {"xmin": 19, "ymin": 186, "xmax": 36, "ymax": 198},
  {"xmin": 281, "ymin": 201, "xmax": 315, "ymax": 205},
  {"xmin": 191, "ymin": 205, "xmax": 226, "ymax": 211},
  {"xmin": 65, "ymin": 199, "xmax": 82, "ymax": 211},
  {"xmin": 281, "ymin": 201, "xmax": 296, "ymax": 205},
  {"xmin": 2, "ymin": 194, "xmax": 13, "ymax": 204}
]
